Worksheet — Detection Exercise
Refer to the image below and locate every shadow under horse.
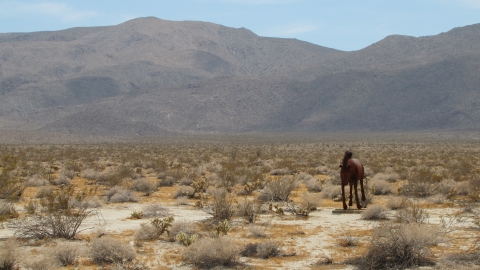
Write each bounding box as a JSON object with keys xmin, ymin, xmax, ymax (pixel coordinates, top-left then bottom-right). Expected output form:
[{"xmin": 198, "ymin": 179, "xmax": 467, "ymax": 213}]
[{"xmin": 339, "ymin": 151, "xmax": 366, "ymax": 210}]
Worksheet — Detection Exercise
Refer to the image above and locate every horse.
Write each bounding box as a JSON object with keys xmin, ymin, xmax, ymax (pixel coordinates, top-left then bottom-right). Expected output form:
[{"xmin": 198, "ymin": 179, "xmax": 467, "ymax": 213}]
[{"xmin": 339, "ymin": 151, "xmax": 366, "ymax": 210}]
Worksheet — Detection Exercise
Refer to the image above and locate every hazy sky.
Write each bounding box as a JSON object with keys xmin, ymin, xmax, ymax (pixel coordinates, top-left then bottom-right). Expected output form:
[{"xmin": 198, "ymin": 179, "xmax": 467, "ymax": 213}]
[{"xmin": 0, "ymin": 0, "xmax": 479, "ymax": 51}]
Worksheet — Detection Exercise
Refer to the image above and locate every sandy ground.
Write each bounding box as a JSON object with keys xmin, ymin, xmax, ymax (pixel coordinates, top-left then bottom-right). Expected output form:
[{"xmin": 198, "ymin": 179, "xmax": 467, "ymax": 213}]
[{"xmin": 0, "ymin": 189, "xmax": 477, "ymax": 269}]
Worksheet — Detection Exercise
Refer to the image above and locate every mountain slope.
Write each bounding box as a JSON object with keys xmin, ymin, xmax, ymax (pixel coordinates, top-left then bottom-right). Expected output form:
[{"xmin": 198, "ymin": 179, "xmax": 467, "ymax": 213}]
[{"xmin": 0, "ymin": 17, "xmax": 479, "ymax": 137}]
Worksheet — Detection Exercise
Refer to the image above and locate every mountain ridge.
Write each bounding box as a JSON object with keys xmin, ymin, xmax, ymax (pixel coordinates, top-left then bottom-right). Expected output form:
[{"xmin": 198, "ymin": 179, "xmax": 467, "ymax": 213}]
[{"xmin": 0, "ymin": 17, "xmax": 479, "ymax": 139}]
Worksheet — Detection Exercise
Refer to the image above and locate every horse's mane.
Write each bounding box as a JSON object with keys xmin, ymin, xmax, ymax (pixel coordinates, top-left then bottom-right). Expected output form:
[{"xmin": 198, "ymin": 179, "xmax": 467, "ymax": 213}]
[{"xmin": 341, "ymin": 151, "xmax": 353, "ymax": 167}]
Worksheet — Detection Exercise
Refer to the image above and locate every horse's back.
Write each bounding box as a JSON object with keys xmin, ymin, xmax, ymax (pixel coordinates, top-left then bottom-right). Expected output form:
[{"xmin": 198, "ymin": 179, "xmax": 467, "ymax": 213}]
[{"xmin": 349, "ymin": 158, "xmax": 364, "ymax": 180}]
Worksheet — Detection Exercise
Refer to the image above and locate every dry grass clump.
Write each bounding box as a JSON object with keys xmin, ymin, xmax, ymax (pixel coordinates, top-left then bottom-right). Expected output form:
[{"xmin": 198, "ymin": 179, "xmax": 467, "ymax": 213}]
[
  {"xmin": 141, "ymin": 203, "xmax": 169, "ymax": 218},
  {"xmin": 386, "ymin": 196, "xmax": 407, "ymax": 210},
  {"xmin": 35, "ymin": 186, "xmax": 53, "ymax": 198},
  {"xmin": 361, "ymin": 205, "xmax": 389, "ymax": 220},
  {"xmin": 395, "ymin": 199, "xmax": 429, "ymax": 224},
  {"xmin": 370, "ymin": 178, "xmax": 394, "ymax": 195},
  {"xmin": 0, "ymin": 238, "xmax": 20, "ymax": 270},
  {"xmin": 257, "ymin": 175, "xmax": 299, "ymax": 202},
  {"xmin": 134, "ymin": 223, "xmax": 159, "ymax": 243},
  {"xmin": 206, "ymin": 187, "xmax": 236, "ymax": 220},
  {"xmin": 26, "ymin": 175, "xmax": 48, "ymax": 187},
  {"xmin": 182, "ymin": 236, "xmax": 242, "ymax": 268},
  {"xmin": 247, "ymin": 225, "xmax": 267, "ymax": 238},
  {"xmin": 174, "ymin": 186, "xmax": 195, "ymax": 199},
  {"xmin": 106, "ymin": 186, "xmax": 138, "ymax": 203},
  {"xmin": 236, "ymin": 199, "xmax": 261, "ymax": 223},
  {"xmin": 240, "ymin": 241, "xmax": 282, "ymax": 258},
  {"xmin": 89, "ymin": 237, "xmax": 136, "ymax": 264},
  {"xmin": 301, "ymin": 192, "xmax": 322, "ymax": 210},
  {"xmin": 339, "ymin": 232, "xmax": 359, "ymax": 247},
  {"xmin": 169, "ymin": 220, "xmax": 198, "ymax": 241},
  {"xmin": 320, "ymin": 184, "xmax": 341, "ymax": 200},
  {"xmin": 0, "ymin": 202, "xmax": 18, "ymax": 221},
  {"xmin": 371, "ymin": 172, "xmax": 400, "ymax": 183},
  {"xmin": 24, "ymin": 257, "xmax": 57, "ymax": 270},
  {"xmin": 130, "ymin": 178, "xmax": 157, "ymax": 196},
  {"xmin": 348, "ymin": 222, "xmax": 438, "ymax": 269},
  {"xmin": 51, "ymin": 241, "xmax": 82, "ymax": 266}
]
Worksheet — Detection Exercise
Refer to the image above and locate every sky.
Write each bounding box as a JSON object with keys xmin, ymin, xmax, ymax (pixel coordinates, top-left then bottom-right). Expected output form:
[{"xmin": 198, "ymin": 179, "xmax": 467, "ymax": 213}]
[{"xmin": 0, "ymin": 0, "xmax": 479, "ymax": 51}]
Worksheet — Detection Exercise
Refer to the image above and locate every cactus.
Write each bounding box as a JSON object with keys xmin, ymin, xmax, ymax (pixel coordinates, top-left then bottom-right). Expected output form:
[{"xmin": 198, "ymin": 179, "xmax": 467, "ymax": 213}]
[
  {"xmin": 212, "ymin": 219, "xmax": 231, "ymax": 237},
  {"xmin": 151, "ymin": 216, "xmax": 174, "ymax": 236},
  {"xmin": 175, "ymin": 231, "xmax": 198, "ymax": 246},
  {"xmin": 130, "ymin": 210, "xmax": 144, "ymax": 219},
  {"xmin": 191, "ymin": 177, "xmax": 208, "ymax": 194}
]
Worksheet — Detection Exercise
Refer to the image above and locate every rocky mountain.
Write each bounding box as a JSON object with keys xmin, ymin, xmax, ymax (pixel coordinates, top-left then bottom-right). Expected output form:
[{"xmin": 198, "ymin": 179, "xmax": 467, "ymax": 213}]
[{"xmin": 0, "ymin": 17, "xmax": 479, "ymax": 139}]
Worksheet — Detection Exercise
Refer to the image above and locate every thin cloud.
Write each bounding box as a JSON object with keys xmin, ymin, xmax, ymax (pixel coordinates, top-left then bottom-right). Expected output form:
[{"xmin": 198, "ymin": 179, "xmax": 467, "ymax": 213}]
[{"xmin": 0, "ymin": 1, "xmax": 98, "ymax": 21}]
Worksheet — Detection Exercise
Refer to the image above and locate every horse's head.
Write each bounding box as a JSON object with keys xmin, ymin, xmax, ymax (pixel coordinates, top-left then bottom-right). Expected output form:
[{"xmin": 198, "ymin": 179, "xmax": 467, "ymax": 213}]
[{"xmin": 339, "ymin": 151, "xmax": 353, "ymax": 184}]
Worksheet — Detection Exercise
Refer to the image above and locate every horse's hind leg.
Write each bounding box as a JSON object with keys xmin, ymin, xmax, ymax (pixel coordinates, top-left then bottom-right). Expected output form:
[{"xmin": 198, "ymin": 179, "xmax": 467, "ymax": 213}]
[
  {"xmin": 341, "ymin": 184, "xmax": 347, "ymax": 210},
  {"xmin": 348, "ymin": 184, "xmax": 353, "ymax": 206},
  {"xmin": 354, "ymin": 181, "xmax": 362, "ymax": 209},
  {"xmin": 360, "ymin": 177, "xmax": 366, "ymax": 202}
]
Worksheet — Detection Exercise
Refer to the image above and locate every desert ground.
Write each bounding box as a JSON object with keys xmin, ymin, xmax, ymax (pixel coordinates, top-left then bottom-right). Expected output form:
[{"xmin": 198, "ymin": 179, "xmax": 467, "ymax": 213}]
[{"xmin": 0, "ymin": 136, "xmax": 479, "ymax": 269}]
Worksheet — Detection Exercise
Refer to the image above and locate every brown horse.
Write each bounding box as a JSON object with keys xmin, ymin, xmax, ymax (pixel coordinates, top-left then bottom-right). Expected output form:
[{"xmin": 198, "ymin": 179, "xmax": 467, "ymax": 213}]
[{"xmin": 339, "ymin": 151, "xmax": 366, "ymax": 210}]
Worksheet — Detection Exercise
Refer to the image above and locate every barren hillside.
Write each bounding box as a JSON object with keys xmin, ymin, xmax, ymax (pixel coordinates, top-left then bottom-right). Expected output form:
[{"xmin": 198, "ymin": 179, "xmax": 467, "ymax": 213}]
[{"xmin": 1, "ymin": 17, "xmax": 479, "ymax": 139}]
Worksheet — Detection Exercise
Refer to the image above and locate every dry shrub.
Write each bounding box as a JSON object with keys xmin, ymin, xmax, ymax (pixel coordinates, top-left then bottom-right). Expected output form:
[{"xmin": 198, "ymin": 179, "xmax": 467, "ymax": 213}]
[
  {"xmin": 9, "ymin": 185, "xmax": 94, "ymax": 239},
  {"xmin": 179, "ymin": 176, "xmax": 193, "ymax": 186},
  {"xmin": 320, "ymin": 184, "xmax": 341, "ymax": 200},
  {"xmin": 52, "ymin": 175, "xmax": 72, "ymax": 186},
  {"xmin": 247, "ymin": 225, "xmax": 267, "ymax": 238},
  {"xmin": 0, "ymin": 238, "xmax": 20, "ymax": 270},
  {"xmin": 24, "ymin": 257, "xmax": 56, "ymax": 270},
  {"xmin": 35, "ymin": 186, "xmax": 53, "ymax": 198},
  {"xmin": 370, "ymin": 178, "xmax": 394, "ymax": 195},
  {"xmin": 89, "ymin": 237, "xmax": 136, "ymax": 264},
  {"xmin": 182, "ymin": 236, "xmax": 241, "ymax": 268},
  {"xmin": 51, "ymin": 242, "xmax": 81, "ymax": 266},
  {"xmin": 141, "ymin": 203, "xmax": 169, "ymax": 218},
  {"xmin": 106, "ymin": 186, "xmax": 138, "ymax": 203},
  {"xmin": 386, "ymin": 196, "xmax": 407, "ymax": 210},
  {"xmin": 26, "ymin": 175, "xmax": 48, "ymax": 187},
  {"xmin": 339, "ymin": 232, "xmax": 359, "ymax": 247},
  {"xmin": 134, "ymin": 223, "xmax": 158, "ymax": 243},
  {"xmin": 305, "ymin": 177, "xmax": 323, "ymax": 192},
  {"xmin": 301, "ymin": 192, "xmax": 322, "ymax": 210},
  {"xmin": 372, "ymin": 172, "xmax": 400, "ymax": 183},
  {"xmin": 158, "ymin": 176, "xmax": 175, "ymax": 187},
  {"xmin": 206, "ymin": 188, "xmax": 236, "ymax": 220},
  {"xmin": 361, "ymin": 205, "xmax": 389, "ymax": 220},
  {"xmin": 395, "ymin": 199, "xmax": 429, "ymax": 224},
  {"xmin": 240, "ymin": 241, "xmax": 281, "ymax": 258},
  {"xmin": 175, "ymin": 196, "xmax": 190, "ymax": 205},
  {"xmin": 259, "ymin": 175, "xmax": 299, "ymax": 202},
  {"xmin": 427, "ymin": 194, "xmax": 446, "ymax": 204},
  {"xmin": 236, "ymin": 199, "xmax": 261, "ymax": 223},
  {"xmin": 349, "ymin": 222, "xmax": 438, "ymax": 269},
  {"xmin": 269, "ymin": 168, "xmax": 290, "ymax": 176},
  {"xmin": 169, "ymin": 220, "xmax": 198, "ymax": 241},
  {"xmin": 437, "ymin": 179, "xmax": 457, "ymax": 196},
  {"xmin": 174, "ymin": 186, "xmax": 195, "ymax": 199},
  {"xmin": 257, "ymin": 241, "xmax": 282, "ymax": 258},
  {"xmin": 0, "ymin": 202, "xmax": 18, "ymax": 221},
  {"xmin": 130, "ymin": 178, "xmax": 157, "ymax": 196},
  {"xmin": 456, "ymin": 181, "xmax": 470, "ymax": 196}
]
